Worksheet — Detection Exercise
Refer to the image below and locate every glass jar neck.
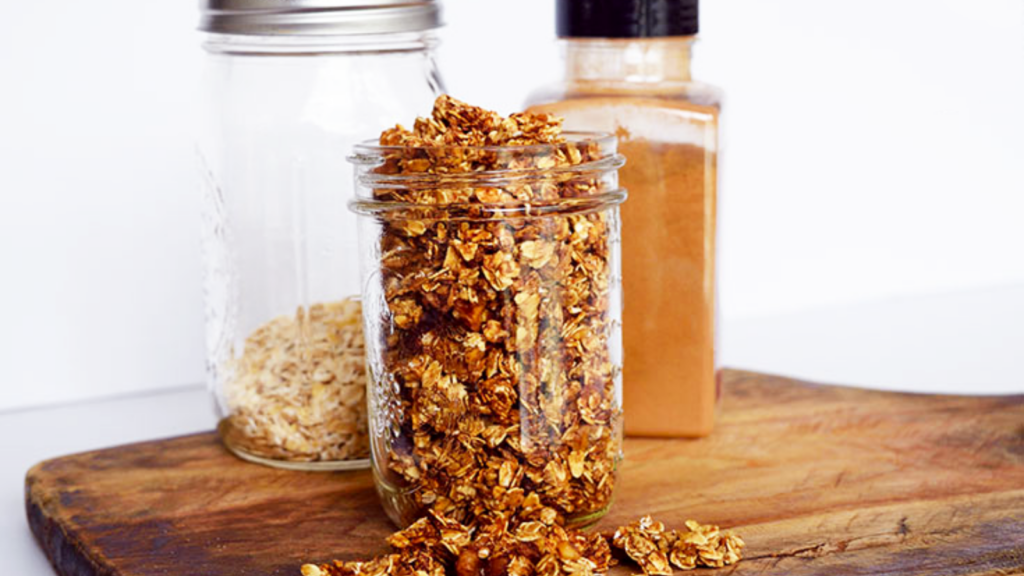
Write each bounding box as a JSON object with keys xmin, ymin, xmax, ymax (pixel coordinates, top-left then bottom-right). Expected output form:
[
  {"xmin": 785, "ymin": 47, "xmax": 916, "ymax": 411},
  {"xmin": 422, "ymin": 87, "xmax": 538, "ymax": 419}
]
[
  {"xmin": 203, "ymin": 30, "xmax": 439, "ymax": 56},
  {"xmin": 349, "ymin": 133, "xmax": 626, "ymax": 218},
  {"xmin": 561, "ymin": 36, "xmax": 695, "ymax": 84}
]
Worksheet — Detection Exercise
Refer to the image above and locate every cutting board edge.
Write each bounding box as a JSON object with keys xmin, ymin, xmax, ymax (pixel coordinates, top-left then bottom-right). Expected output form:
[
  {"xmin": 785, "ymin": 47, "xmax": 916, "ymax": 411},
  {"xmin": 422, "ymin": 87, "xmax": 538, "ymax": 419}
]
[
  {"xmin": 26, "ymin": 431, "xmax": 216, "ymax": 478},
  {"xmin": 724, "ymin": 364, "xmax": 1024, "ymax": 405},
  {"xmin": 23, "ymin": 432, "xmax": 222, "ymax": 576},
  {"xmin": 26, "ymin": 483, "xmax": 113, "ymax": 576},
  {"xmin": 722, "ymin": 367, "xmax": 1024, "ymax": 402}
]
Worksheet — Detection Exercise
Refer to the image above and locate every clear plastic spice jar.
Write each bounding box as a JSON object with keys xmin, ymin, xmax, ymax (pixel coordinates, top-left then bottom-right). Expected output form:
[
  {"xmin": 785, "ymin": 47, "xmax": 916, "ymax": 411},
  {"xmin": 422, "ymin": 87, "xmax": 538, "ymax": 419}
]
[
  {"xmin": 197, "ymin": 0, "xmax": 445, "ymax": 470},
  {"xmin": 349, "ymin": 133, "xmax": 626, "ymax": 527}
]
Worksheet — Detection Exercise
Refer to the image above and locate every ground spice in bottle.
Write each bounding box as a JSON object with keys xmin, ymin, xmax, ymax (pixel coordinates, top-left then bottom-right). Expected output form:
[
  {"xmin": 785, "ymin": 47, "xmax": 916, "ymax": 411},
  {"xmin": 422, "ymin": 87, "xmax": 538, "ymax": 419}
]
[
  {"xmin": 616, "ymin": 130, "xmax": 719, "ymax": 437},
  {"xmin": 527, "ymin": 32, "xmax": 722, "ymax": 437}
]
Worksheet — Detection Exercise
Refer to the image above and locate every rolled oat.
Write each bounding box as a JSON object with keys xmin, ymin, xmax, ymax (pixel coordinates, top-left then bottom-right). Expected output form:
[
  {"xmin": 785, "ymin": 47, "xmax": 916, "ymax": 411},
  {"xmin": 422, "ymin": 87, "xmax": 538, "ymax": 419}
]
[{"xmin": 220, "ymin": 298, "xmax": 369, "ymax": 463}]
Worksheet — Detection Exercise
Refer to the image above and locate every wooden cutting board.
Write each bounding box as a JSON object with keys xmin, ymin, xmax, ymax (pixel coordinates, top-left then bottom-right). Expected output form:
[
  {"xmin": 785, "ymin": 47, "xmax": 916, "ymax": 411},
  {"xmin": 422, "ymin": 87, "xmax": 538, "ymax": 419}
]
[{"xmin": 25, "ymin": 370, "xmax": 1024, "ymax": 576}]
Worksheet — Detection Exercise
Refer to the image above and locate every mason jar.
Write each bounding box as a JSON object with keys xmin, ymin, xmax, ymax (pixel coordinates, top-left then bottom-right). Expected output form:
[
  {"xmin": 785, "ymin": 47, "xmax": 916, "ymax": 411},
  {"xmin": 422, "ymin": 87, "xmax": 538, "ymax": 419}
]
[
  {"xmin": 197, "ymin": 0, "xmax": 446, "ymax": 470},
  {"xmin": 349, "ymin": 133, "xmax": 626, "ymax": 526}
]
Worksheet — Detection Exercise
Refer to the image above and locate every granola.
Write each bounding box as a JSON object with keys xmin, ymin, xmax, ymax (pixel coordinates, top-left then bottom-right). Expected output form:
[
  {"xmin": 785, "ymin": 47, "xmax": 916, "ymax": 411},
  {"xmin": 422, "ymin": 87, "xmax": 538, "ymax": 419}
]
[
  {"xmin": 301, "ymin": 98, "xmax": 742, "ymax": 576},
  {"xmin": 220, "ymin": 298, "xmax": 370, "ymax": 462},
  {"xmin": 300, "ymin": 514, "xmax": 742, "ymax": 576},
  {"xmin": 301, "ymin": 510, "xmax": 612, "ymax": 576},
  {"xmin": 364, "ymin": 95, "xmax": 622, "ymax": 527},
  {"xmin": 611, "ymin": 516, "xmax": 745, "ymax": 572}
]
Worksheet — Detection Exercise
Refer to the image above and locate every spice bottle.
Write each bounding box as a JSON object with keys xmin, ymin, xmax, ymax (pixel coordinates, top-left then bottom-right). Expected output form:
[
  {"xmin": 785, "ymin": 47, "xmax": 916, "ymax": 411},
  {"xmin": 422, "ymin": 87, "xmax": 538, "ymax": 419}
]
[
  {"xmin": 197, "ymin": 0, "xmax": 446, "ymax": 469},
  {"xmin": 526, "ymin": 0, "xmax": 721, "ymax": 437}
]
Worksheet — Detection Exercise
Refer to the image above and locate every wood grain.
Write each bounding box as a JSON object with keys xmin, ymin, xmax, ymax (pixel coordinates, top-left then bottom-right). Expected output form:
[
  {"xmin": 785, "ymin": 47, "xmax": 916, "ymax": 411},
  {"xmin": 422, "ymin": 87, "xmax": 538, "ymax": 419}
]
[{"xmin": 25, "ymin": 370, "xmax": 1024, "ymax": 576}]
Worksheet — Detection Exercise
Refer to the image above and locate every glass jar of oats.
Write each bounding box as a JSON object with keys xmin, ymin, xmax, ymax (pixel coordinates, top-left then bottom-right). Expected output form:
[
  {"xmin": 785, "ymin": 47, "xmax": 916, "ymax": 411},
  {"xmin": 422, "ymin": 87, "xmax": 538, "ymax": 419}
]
[
  {"xmin": 349, "ymin": 99, "xmax": 626, "ymax": 527},
  {"xmin": 197, "ymin": 0, "xmax": 445, "ymax": 470}
]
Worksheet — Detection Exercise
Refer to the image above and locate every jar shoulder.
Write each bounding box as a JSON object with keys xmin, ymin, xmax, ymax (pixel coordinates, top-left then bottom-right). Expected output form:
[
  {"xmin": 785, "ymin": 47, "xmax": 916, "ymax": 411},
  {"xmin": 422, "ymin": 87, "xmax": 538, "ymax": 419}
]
[
  {"xmin": 200, "ymin": 51, "xmax": 444, "ymax": 135},
  {"xmin": 525, "ymin": 80, "xmax": 723, "ymax": 112}
]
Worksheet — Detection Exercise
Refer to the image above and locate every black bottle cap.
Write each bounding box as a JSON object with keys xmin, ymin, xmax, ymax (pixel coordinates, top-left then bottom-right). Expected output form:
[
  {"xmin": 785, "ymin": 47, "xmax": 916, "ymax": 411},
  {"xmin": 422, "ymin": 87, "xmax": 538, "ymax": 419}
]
[{"xmin": 556, "ymin": 0, "xmax": 698, "ymax": 38}]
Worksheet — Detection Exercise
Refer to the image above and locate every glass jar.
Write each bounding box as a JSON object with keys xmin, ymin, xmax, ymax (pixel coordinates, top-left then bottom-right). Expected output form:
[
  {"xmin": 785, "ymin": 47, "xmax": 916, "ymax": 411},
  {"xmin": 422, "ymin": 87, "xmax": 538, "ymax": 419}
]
[
  {"xmin": 349, "ymin": 134, "xmax": 626, "ymax": 527},
  {"xmin": 198, "ymin": 0, "xmax": 445, "ymax": 470}
]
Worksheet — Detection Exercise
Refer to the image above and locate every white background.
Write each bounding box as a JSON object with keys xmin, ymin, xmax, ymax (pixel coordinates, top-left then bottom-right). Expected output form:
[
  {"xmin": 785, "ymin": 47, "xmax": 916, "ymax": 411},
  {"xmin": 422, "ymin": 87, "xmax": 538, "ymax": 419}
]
[{"xmin": 1, "ymin": 0, "xmax": 1022, "ymax": 412}]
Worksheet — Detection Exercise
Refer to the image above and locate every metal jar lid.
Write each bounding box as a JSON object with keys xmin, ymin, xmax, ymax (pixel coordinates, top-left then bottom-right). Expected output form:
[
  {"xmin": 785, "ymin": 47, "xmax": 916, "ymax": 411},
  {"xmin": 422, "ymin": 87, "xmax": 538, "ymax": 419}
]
[{"xmin": 199, "ymin": 0, "xmax": 443, "ymax": 36}]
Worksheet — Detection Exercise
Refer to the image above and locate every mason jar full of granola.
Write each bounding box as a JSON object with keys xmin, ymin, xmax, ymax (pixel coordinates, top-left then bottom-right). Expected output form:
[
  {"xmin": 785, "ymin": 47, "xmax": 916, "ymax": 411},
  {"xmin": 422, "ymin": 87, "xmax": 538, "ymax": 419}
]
[{"xmin": 349, "ymin": 97, "xmax": 626, "ymax": 527}]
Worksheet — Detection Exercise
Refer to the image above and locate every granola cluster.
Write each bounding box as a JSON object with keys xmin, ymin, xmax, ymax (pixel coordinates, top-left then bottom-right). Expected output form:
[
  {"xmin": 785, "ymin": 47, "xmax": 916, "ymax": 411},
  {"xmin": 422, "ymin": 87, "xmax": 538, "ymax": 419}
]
[
  {"xmin": 366, "ymin": 96, "xmax": 621, "ymax": 526},
  {"xmin": 611, "ymin": 516, "xmax": 745, "ymax": 572},
  {"xmin": 379, "ymin": 94, "xmax": 564, "ymax": 150},
  {"xmin": 301, "ymin": 510, "xmax": 611, "ymax": 576},
  {"xmin": 300, "ymin": 514, "xmax": 742, "ymax": 576},
  {"xmin": 220, "ymin": 298, "xmax": 369, "ymax": 462}
]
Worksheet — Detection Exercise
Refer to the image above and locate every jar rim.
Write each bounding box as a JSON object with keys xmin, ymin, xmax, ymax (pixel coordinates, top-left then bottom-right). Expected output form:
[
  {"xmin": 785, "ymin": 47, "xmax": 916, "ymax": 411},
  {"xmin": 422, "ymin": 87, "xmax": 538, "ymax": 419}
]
[
  {"xmin": 348, "ymin": 131, "xmax": 624, "ymax": 189},
  {"xmin": 349, "ymin": 130, "xmax": 626, "ymax": 219},
  {"xmin": 353, "ymin": 153, "xmax": 625, "ymax": 187},
  {"xmin": 349, "ymin": 190, "xmax": 627, "ymax": 219},
  {"xmin": 348, "ymin": 131, "xmax": 617, "ymax": 159},
  {"xmin": 348, "ymin": 131, "xmax": 625, "ymax": 218}
]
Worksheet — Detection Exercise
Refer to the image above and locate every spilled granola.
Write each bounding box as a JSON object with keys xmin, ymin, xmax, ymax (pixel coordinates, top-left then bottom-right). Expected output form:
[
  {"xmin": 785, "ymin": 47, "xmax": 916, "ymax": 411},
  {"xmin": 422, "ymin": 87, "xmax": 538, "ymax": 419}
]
[
  {"xmin": 300, "ymin": 514, "xmax": 742, "ymax": 576},
  {"xmin": 611, "ymin": 516, "xmax": 744, "ymax": 572},
  {"xmin": 363, "ymin": 95, "xmax": 622, "ymax": 526}
]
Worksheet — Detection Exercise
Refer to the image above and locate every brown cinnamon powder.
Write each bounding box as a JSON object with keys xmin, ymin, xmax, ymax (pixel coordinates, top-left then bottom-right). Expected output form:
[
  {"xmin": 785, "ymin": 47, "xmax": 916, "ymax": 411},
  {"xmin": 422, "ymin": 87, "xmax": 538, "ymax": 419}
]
[
  {"xmin": 617, "ymin": 137, "xmax": 717, "ymax": 437},
  {"xmin": 528, "ymin": 97, "xmax": 719, "ymax": 437}
]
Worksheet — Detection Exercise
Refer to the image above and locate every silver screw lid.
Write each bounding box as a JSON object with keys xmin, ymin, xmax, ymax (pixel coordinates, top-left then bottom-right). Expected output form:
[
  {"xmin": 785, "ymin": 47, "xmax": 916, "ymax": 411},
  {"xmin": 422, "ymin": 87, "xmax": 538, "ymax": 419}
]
[{"xmin": 200, "ymin": 0, "xmax": 443, "ymax": 36}]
